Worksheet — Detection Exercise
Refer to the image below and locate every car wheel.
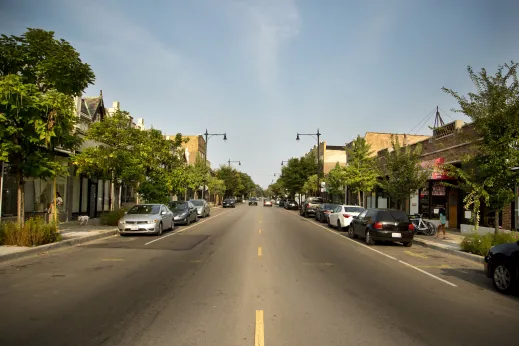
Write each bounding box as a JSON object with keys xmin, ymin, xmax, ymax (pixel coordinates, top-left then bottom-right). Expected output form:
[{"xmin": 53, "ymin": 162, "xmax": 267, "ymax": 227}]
[
  {"xmin": 348, "ymin": 227, "xmax": 357, "ymax": 238},
  {"xmin": 187, "ymin": 217, "xmax": 191, "ymax": 226},
  {"xmin": 337, "ymin": 220, "xmax": 342, "ymax": 231},
  {"xmin": 157, "ymin": 222, "xmax": 163, "ymax": 236},
  {"xmin": 403, "ymin": 241, "xmax": 412, "ymax": 247},
  {"xmin": 492, "ymin": 261, "xmax": 516, "ymax": 294},
  {"xmin": 365, "ymin": 230, "xmax": 375, "ymax": 245}
]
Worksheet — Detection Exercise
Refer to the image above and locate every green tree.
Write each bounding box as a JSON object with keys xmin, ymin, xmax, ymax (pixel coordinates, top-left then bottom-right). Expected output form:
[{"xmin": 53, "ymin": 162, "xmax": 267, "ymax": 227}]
[
  {"xmin": 379, "ymin": 136, "xmax": 430, "ymax": 210},
  {"xmin": 302, "ymin": 174, "xmax": 318, "ymax": 196},
  {"xmin": 344, "ymin": 136, "xmax": 379, "ymax": 207},
  {"xmin": 216, "ymin": 165, "xmax": 238, "ymax": 197},
  {"xmin": 185, "ymin": 154, "xmax": 210, "ymax": 198},
  {"xmin": 325, "ymin": 163, "xmax": 347, "ymax": 197},
  {"xmin": 443, "ymin": 61, "xmax": 519, "ymax": 232},
  {"xmin": 0, "ymin": 29, "xmax": 94, "ymax": 223},
  {"xmin": 207, "ymin": 175, "xmax": 226, "ymax": 197},
  {"xmin": 74, "ymin": 110, "xmax": 145, "ymax": 207}
]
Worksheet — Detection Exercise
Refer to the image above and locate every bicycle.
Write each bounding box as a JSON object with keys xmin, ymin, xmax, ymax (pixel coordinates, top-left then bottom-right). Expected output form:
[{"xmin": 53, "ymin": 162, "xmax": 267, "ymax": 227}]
[{"xmin": 409, "ymin": 214, "xmax": 436, "ymax": 236}]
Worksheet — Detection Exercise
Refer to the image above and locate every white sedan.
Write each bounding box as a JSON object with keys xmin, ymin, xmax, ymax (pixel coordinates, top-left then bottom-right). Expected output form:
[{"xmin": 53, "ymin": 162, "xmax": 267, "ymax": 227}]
[
  {"xmin": 328, "ymin": 205, "xmax": 365, "ymax": 230},
  {"xmin": 263, "ymin": 199, "xmax": 273, "ymax": 207}
]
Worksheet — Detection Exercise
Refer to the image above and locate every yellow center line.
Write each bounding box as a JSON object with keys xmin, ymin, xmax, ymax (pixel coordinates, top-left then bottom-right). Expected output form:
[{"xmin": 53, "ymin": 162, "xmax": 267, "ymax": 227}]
[
  {"xmin": 101, "ymin": 258, "xmax": 124, "ymax": 261},
  {"xmin": 255, "ymin": 310, "xmax": 264, "ymax": 346},
  {"xmin": 258, "ymin": 247, "xmax": 262, "ymax": 257},
  {"xmin": 416, "ymin": 264, "xmax": 452, "ymax": 269},
  {"xmin": 259, "ymin": 229, "xmax": 262, "ymax": 234}
]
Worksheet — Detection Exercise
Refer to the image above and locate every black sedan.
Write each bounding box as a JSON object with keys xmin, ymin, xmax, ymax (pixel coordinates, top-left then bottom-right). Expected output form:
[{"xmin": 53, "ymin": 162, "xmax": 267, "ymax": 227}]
[
  {"xmin": 169, "ymin": 201, "xmax": 198, "ymax": 225},
  {"xmin": 222, "ymin": 198, "xmax": 236, "ymax": 208},
  {"xmin": 284, "ymin": 200, "xmax": 299, "ymax": 210},
  {"xmin": 350, "ymin": 208, "xmax": 415, "ymax": 247},
  {"xmin": 484, "ymin": 240, "xmax": 519, "ymax": 294}
]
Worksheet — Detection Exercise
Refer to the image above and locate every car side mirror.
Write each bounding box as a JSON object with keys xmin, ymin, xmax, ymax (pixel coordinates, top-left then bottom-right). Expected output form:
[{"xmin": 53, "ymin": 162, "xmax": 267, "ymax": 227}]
[{"xmin": 161, "ymin": 211, "xmax": 166, "ymax": 215}]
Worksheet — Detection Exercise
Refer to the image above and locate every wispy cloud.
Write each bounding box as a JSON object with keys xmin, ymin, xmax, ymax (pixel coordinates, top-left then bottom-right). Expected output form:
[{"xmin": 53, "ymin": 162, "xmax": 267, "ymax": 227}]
[{"xmin": 230, "ymin": 0, "xmax": 301, "ymax": 89}]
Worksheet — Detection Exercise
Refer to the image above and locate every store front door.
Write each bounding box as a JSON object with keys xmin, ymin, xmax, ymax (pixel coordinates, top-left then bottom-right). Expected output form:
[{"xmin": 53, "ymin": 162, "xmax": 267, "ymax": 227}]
[{"xmin": 448, "ymin": 189, "xmax": 458, "ymax": 228}]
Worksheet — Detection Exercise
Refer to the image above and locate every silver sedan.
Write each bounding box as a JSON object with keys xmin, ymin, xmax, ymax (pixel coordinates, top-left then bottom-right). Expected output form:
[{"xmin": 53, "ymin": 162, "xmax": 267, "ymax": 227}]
[
  {"xmin": 118, "ymin": 204, "xmax": 174, "ymax": 236},
  {"xmin": 190, "ymin": 199, "xmax": 210, "ymax": 217}
]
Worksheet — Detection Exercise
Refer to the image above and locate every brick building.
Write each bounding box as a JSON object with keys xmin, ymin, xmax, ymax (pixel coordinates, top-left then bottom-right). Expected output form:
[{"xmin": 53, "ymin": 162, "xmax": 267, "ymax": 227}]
[{"xmin": 374, "ymin": 120, "xmax": 518, "ymax": 231}]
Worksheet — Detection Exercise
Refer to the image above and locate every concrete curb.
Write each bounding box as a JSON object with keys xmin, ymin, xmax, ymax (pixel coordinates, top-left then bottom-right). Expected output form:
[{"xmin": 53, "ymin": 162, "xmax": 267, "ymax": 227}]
[
  {"xmin": 414, "ymin": 238, "xmax": 485, "ymax": 264},
  {"xmin": 0, "ymin": 229, "xmax": 118, "ymax": 263}
]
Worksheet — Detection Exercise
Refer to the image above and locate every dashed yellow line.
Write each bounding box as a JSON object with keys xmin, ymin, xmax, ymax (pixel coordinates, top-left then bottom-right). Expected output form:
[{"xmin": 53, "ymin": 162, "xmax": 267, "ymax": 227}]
[
  {"xmin": 101, "ymin": 258, "xmax": 124, "ymax": 261},
  {"xmin": 416, "ymin": 264, "xmax": 452, "ymax": 269},
  {"xmin": 258, "ymin": 247, "xmax": 262, "ymax": 257},
  {"xmin": 255, "ymin": 310, "xmax": 264, "ymax": 346},
  {"xmin": 259, "ymin": 229, "xmax": 262, "ymax": 234},
  {"xmin": 302, "ymin": 262, "xmax": 334, "ymax": 266},
  {"xmin": 404, "ymin": 250, "xmax": 428, "ymax": 259}
]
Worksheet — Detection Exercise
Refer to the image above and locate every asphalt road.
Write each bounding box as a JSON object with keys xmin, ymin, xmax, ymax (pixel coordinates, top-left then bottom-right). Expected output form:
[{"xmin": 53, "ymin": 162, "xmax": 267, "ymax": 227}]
[{"xmin": 0, "ymin": 204, "xmax": 518, "ymax": 346}]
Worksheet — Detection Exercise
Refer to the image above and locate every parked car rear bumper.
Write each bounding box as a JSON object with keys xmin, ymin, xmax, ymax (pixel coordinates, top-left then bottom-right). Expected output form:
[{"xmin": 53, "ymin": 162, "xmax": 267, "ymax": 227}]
[{"xmin": 371, "ymin": 230, "xmax": 414, "ymax": 242}]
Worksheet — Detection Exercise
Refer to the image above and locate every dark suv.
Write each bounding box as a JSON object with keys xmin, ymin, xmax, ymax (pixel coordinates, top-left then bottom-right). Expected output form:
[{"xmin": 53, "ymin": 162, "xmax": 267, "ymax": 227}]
[
  {"xmin": 300, "ymin": 197, "xmax": 324, "ymax": 217},
  {"xmin": 249, "ymin": 197, "xmax": 258, "ymax": 206},
  {"xmin": 222, "ymin": 198, "xmax": 236, "ymax": 208},
  {"xmin": 350, "ymin": 208, "xmax": 415, "ymax": 247}
]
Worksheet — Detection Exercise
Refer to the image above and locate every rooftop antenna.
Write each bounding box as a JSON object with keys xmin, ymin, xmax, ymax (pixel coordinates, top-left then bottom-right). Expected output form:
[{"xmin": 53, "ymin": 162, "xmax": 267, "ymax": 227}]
[{"xmin": 433, "ymin": 106, "xmax": 445, "ymax": 128}]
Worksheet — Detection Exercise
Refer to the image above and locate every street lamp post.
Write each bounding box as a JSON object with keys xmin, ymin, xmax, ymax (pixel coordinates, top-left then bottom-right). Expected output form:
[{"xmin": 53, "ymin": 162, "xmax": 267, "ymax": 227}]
[
  {"xmin": 281, "ymin": 160, "xmax": 289, "ymax": 166},
  {"xmin": 297, "ymin": 129, "xmax": 322, "ymax": 197},
  {"xmin": 203, "ymin": 129, "xmax": 227, "ymax": 201},
  {"xmin": 228, "ymin": 159, "xmax": 241, "ymax": 167}
]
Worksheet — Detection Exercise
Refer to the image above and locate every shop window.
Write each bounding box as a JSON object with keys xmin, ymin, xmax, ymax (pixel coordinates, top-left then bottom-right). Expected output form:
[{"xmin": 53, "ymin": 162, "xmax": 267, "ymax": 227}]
[
  {"xmin": 419, "ymin": 188, "xmax": 429, "ymax": 218},
  {"xmin": 431, "ymin": 181, "xmax": 446, "ymax": 218},
  {"xmin": 1, "ymin": 174, "xmax": 17, "ymax": 217},
  {"xmin": 81, "ymin": 178, "xmax": 88, "ymax": 213},
  {"xmin": 97, "ymin": 179, "xmax": 103, "ymax": 211},
  {"xmin": 104, "ymin": 180, "xmax": 110, "ymax": 210},
  {"xmin": 72, "ymin": 176, "xmax": 80, "ymax": 213}
]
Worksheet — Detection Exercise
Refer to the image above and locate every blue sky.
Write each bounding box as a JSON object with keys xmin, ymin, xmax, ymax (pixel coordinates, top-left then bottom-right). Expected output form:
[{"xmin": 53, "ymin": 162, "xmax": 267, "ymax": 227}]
[{"xmin": 1, "ymin": 0, "xmax": 518, "ymax": 188}]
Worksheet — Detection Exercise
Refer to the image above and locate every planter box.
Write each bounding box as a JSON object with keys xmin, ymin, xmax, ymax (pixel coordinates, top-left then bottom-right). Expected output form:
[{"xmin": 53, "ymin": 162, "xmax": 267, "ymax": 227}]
[{"xmin": 460, "ymin": 224, "xmax": 512, "ymax": 235}]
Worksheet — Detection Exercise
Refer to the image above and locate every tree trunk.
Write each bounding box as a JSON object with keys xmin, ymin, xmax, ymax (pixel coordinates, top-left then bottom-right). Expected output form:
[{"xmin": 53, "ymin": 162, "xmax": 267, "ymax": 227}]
[
  {"xmin": 16, "ymin": 168, "xmax": 24, "ymax": 225},
  {"xmin": 118, "ymin": 183, "xmax": 122, "ymax": 209},
  {"xmin": 357, "ymin": 191, "xmax": 361, "ymax": 207},
  {"xmin": 494, "ymin": 209, "xmax": 499, "ymax": 235}
]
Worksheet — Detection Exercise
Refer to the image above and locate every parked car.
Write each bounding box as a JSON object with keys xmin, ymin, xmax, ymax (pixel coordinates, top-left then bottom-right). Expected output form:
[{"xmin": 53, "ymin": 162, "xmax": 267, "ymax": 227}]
[
  {"xmin": 484, "ymin": 240, "xmax": 519, "ymax": 294},
  {"xmin": 190, "ymin": 199, "xmax": 210, "ymax": 217},
  {"xmin": 263, "ymin": 199, "xmax": 273, "ymax": 207},
  {"xmin": 119, "ymin": 204, "xmax": 174, "ymax": 236},
  {"xmin": 328, "ymin": 205, "xmax": 365, "ymax": 230},
  {"xmin": 278, "ymin": 199, "xmax": 286, "ymax": 207},
  {"xmin": 222, "ymin": 198, "xmax": 236, "ymax": 208},
  {"xmin": 349, "ymin": 208, "xmax": 415, "ymax": 247},
  {"xmin": 169, "ymin": 201, "xmax": 198, "ymax": 225},
  {"xmin": 300, "ymin": 197, "xmax": 324, "ymax": 217},
  {"xmin": 249, "ymin": 197, "xmax": 258, "ymax": 206},
  {"xmin": 315, "ymin": 203, "xmax": 339, "ymax": 223},
  {"xmin": 284, "ymin": 200, "xmax": 299, "ymax": 210}
]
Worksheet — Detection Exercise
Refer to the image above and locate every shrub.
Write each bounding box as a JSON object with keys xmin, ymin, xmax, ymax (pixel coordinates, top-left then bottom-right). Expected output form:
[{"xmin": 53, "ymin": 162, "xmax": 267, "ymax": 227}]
[
  {"xmin": 100, "ymin": 208, "xmax": 127, "ymax": 226},
  {"xmin": 460, "ymin": 231, "xmax": 519, "ymax": 256},
  {"xmin": 0, "ymin": 217, "xmax": 61, "ymax": 246}
]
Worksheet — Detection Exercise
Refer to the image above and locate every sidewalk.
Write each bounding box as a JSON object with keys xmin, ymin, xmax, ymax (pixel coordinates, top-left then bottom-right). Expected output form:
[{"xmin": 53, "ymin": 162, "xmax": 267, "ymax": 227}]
[
  {"xmin": 413, "ymin": 229, "xmax": 484, "ymax": 264},
  {"xmin": 0, "ymin": 219, "xmax": 118, "ymax": 263}
]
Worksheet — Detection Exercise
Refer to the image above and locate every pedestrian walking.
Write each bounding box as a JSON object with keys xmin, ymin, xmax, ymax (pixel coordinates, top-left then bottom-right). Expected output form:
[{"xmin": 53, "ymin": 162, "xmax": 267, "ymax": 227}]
[
  {"xmin": 47, "ymin": 192, "xmax": 63, "ymax": 223},
  {"xmin": 436, "ymin": 207, "xmax": 447, "ymax": 239}
]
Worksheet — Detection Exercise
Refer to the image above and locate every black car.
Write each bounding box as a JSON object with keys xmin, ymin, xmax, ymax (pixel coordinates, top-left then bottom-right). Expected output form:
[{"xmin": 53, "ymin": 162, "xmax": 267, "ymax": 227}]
[
  {"xmin": 222, "ymin": 198, "xmax": 236, "ymax": 208},
  {"xmin": 484, "ymin": 240, "xmax": 519, "ymax": 294},
  {"xmin": 249, "ymin": 197, "xmax": 258, "ymax": 206},
  {"xmin": 169, "ymin": 201, "xmax": 198, "ymax": 225},
  {"xmin": 350, "ymin": 208, "xmax": 415, "ymax": 247},
  {"xmin": 278, "ymin": 199, "xmax": 286, "ymax": 207},
  {"xmin": 284, "ymin": 200, "xmax": 299, "ymax": 210},
  {"xmin": 315, "ymin": 203, "xmax": 339, "ymax": 223}
]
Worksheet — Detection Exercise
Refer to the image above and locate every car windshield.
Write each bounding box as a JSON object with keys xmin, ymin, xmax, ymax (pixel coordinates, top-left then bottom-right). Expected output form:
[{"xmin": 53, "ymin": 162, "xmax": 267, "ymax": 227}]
[
  {"xmin": 345, "ymin": 207, "xmax": 365, "ymax": 213},
  {"xmin": 127, "ymin": 205, "xmax": 160, "ymax": 215},
  {"xmin": 190, "ymin": 200, "xmax": 204, "ymax": 206},
  {"xmin": 377, "ymin": 210, "xmax": 410, "ymax": 223},
  {"xmin": 170, "ymin": 202, "xmax": 188, "ymax": 210},
  {"xmin": 309, "ymin": 197, "xmax": 324, "ymax": 203},
  {"xmin": 224, "ymin": 199, "xmax": 233, "ymax": 202}
]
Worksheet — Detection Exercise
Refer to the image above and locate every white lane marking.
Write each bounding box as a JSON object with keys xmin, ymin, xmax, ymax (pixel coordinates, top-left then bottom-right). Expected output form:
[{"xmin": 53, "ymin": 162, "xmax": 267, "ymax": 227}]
[
  {"xmin": 398, "ymin": 260, "xmax": 457, "ymax": 287},
  {"xmin": 281, "ymin": 209, "xmax": 458, "ymax": 287},
  {"xmin": 144, "ymin": 208, "xmax": 235, "ymax": 246}
]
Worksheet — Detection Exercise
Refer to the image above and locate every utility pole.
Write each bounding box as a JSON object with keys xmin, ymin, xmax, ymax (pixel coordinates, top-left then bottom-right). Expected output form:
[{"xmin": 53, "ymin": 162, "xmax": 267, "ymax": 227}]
[
  {"xmin": 203, "ymin": 129, "xmax": 227, "ymax": 201},
  {"xmin": 296, "ymin": 129, "xmax": 321, "ymax": 197}
]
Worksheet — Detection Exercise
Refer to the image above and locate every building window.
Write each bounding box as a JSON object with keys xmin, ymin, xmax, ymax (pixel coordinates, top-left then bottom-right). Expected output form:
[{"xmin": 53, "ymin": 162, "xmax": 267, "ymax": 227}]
[
  {"xmin": 81, "ymin": 178, "xmax": 88, "ymax": 213},
  {"xmin": 104, "ymin": 180, "xmax": 110, "ymax": 210},
  {"xmin": 72, "ymin": 176, "xmax": 80, "ymax": 213},
  {"xmin": 97, "ymin": 179, "xmax": 103, "ymax": 212}
]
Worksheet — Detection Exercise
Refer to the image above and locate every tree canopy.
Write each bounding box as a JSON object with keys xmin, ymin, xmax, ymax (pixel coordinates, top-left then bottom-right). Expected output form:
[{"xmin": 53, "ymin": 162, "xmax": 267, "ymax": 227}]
[{"xmin": 0, "ymin": 28, "xmax": 94, "ymax": 223}]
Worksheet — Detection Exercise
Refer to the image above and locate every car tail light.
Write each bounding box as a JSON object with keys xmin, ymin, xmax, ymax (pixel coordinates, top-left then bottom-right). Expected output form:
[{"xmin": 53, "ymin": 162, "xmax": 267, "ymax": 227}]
[
  {"xmin": 306, "ymin": 204, "xmax": 310, "ymax": 208},
  {"xmin": 343, "ymin": 214, "xmax": 351, "ymax": 218},
  {"xmin": 374, "ymin": 222, "xmax": 383, "ymax": 229},
  {"xmin": 408, "ymin": 223, "xmax": 415, "ymax": 231}
]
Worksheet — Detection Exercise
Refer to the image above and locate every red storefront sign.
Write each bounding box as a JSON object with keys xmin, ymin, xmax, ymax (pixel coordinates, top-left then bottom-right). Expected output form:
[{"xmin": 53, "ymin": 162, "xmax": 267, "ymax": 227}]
[{"xmin": 421, "ymin": 157, "xmax": 455, "ymax": 180}]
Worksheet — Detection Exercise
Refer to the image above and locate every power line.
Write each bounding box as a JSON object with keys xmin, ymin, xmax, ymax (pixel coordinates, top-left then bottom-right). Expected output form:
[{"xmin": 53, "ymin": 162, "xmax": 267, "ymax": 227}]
[
  {"xmin": 438, "ymin": 106, "xmax": 455, "ymax": 121},
  {"xmin": 408, "ymin": 108, "xmax": 436, "ymax": 134}
]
